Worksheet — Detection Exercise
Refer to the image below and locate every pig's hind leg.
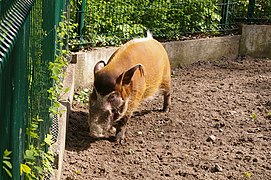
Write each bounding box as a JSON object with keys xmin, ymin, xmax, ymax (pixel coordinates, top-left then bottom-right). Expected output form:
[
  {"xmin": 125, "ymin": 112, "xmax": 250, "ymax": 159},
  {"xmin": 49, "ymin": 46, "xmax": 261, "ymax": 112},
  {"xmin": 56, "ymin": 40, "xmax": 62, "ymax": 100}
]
[{"xmin": 161, "ymin": 79, "xmax": 171, "ymax": 112}]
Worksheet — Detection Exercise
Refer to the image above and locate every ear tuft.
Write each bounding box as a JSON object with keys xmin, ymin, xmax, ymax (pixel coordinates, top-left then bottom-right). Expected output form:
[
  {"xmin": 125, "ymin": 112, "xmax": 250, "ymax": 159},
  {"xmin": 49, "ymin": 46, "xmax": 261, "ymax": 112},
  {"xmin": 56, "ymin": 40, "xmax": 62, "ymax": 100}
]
[
  {"xmin": 116, "ymin": 64, "xmax": 144, "ymax": 86},
  {"xmin": 90, "ymin": 87, "xmax": 98, "ymax": 101},
  {"xmin": 94, "ymin": 60, "xmax": 106, "ymax": 74}
]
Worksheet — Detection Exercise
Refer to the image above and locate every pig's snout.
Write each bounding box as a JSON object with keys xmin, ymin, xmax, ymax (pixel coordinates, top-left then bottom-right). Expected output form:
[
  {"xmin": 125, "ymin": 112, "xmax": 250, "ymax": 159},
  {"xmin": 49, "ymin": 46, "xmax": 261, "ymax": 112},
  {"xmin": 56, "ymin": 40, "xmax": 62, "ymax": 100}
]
[
  {"xmin": 89, "ymin": 131, "xmax": 104, "ymax": 138},
  {"xmin": 88, "ymin": 123, "xmax": 104, "ymax": 138}
]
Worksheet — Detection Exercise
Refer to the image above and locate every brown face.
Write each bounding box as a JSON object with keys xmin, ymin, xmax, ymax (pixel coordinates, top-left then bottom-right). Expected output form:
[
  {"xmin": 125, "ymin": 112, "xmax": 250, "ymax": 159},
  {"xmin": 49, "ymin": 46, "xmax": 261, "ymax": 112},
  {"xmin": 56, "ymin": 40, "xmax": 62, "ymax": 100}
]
[
  {"xmin": 89, "ymin": 61, "xmax": 144, "ymax": 138},
  {"xmin": 88, "ymin": 89, "xmax": 126, "ymax": 138}
]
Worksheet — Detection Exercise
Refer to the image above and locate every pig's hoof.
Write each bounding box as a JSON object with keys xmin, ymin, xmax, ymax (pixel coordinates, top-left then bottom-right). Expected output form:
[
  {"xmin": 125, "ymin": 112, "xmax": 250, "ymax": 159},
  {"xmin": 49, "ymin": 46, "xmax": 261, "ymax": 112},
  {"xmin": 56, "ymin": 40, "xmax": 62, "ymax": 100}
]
[
  {"xmin": 162, "ymin": 107, "xmax": 170, "ymax": 113},
  {"xmin": 115, "ymin": 134, "xmax": 126, "ymax": 145},
  {"xmin": 116, "ymin": 139, "xmax": 126, "ymax": 145}
]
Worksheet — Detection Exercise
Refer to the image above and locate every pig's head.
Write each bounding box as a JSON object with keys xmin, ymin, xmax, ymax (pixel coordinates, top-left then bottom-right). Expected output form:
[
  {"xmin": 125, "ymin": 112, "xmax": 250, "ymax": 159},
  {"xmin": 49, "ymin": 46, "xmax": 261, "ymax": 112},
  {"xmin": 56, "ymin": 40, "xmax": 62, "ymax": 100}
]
[
  {"xmin": 88, "ymin": 61, "xmax": 144, "ymax": 138},
  {"xmin": 88, "ymin": 88, "xmax": 126, "ymax": 137}
]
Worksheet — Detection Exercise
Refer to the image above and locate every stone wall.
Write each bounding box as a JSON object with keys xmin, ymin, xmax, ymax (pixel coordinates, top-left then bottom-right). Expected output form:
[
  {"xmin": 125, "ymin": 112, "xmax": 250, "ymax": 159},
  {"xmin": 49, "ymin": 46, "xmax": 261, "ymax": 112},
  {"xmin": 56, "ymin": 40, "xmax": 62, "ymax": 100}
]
[{"xmin": 163, "ymin": 36, "xmax": 240, "ymax": 67}]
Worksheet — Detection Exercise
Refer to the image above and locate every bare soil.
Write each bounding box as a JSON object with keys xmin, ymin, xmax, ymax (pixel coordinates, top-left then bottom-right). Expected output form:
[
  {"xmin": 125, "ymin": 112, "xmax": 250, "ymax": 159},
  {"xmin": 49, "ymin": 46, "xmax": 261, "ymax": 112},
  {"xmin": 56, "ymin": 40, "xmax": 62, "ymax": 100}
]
[{"xmin": 61, "ymin": 57, "xmax": 271, "ymax": 180}]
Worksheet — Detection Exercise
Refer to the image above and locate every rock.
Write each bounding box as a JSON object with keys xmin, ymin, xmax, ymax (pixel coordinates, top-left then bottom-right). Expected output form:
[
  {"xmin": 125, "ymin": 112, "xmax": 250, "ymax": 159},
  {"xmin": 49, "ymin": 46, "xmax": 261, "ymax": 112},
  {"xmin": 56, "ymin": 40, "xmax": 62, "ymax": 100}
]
[
  {"xmin": 211, "ymin": 164, "xmax": 223, "ymax": 173},
  {"xmin": 214, "ymin": 122, "xmax": 225, "ymax": 129},
  {"xmin": 207, "ymin": 135, "xmax": 216, "ymax": 142},
  {"xmin": 214, "ymin": 164, "xmax": 223, "ymax": 172},
  {"xmin": 138, "ymin": 138, "xmax": 145, "ymax": 144},
  {"xmin": 128, "ymin": 148, "xmax": 135, "ymax": 155}
]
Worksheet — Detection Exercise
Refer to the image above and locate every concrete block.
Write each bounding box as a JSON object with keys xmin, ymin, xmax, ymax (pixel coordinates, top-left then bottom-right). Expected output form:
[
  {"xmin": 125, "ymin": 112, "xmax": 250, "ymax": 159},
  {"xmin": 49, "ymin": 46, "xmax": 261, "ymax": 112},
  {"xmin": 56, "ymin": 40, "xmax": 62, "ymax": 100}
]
[
  {"xmin": 74, "ymin": 47, "xmax": 118, "ymax": 89},
  {"xmin": 163, "ymin": 36, "xmax": 240, "ymax": 67},
  {"xmin": 52, "ymin": 64, "xmax": 75, "ymax": 180},
  {"xmin": 240, "ymin": 25, "xmax": 271, "ymax": 58}
]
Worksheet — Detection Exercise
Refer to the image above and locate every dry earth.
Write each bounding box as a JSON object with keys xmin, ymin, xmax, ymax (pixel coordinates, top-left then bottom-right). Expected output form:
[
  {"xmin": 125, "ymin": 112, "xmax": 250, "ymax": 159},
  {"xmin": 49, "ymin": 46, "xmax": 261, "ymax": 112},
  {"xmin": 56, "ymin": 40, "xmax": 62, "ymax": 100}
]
[{"xmin": 62, "ymin": 57, "xmax": 271, "ymax": 180}]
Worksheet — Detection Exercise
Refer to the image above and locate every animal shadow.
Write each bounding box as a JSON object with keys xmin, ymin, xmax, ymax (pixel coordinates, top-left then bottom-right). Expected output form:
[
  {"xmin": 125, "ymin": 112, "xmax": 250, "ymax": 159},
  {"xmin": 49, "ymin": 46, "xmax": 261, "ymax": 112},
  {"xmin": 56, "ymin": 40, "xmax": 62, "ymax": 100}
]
[
  {"xmin": 133, "ymin": 108, "xmax": 164, "ymax": 117},
  {"xmin": 65, "ymin": 109, "xmax": 115, "ymax": 152}
]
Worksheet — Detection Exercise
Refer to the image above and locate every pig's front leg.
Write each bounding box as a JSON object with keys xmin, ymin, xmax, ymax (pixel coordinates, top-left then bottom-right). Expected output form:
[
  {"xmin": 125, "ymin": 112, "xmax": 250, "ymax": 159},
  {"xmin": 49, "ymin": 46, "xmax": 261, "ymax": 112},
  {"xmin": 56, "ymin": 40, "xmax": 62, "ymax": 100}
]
[{"xmin": 114, "ymin": 116, "xmax": 129, "ymax": 144}]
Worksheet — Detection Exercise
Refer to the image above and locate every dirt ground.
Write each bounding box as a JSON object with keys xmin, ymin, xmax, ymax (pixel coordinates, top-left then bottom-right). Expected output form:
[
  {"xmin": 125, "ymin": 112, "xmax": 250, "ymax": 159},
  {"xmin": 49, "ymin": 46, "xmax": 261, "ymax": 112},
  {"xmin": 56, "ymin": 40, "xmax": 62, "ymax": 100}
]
[{"xmin": 61, "ymin": 57, "xmax": 271, "ymax": 180}]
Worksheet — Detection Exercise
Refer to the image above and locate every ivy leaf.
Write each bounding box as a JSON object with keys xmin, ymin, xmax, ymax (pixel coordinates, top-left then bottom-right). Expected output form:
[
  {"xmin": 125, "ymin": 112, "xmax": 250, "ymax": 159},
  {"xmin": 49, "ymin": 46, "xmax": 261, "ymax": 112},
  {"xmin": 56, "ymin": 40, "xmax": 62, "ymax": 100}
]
[
  {"xmin": 20, "ymin": 164, "xmax": 31, "ymax": 175},
  {"xmin": 44, "ymin": 134, "xmax": 53, "ymax": 146},
  {"xmin": 3, "ymin": 156, "xmax": 10, "ymax": 160},
  {"xmin": 3, "ymin": 166, "xmax": 12, "ymax": 177},
  {"xmin": 36, "ymin": 116, "xmax": 44, "ymax": 122},
  {"xmin": 51, "ymin": 66, "xmax": 59, "ymax": 76},
  {"xmin": 24, "ymin": 150, "xmax": 36, "ymax": 161},
  {"xmin": 3, "ymin": 160, "xmax": 12, "ymax": 169},
  {"xmin": 64, "ymin": 87, "xmax": 69, "ymax": 93},
  {"xmin": 4, "ymin": 149, "xmax": 12, "ymax": 157},
  {"xmin": 34, "ymin": 165, "xmax": 44, "ymax": 174}
]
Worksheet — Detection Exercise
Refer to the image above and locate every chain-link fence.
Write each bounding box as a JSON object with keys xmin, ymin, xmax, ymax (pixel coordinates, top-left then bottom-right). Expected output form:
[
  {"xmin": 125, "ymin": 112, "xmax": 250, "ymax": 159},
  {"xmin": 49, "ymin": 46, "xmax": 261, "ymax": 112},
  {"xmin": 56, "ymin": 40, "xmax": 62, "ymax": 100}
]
[
  {"xmin": 70, "ymin": 0, "xmax": 271, "ymax": 48},
  {"xmin": 0, "ymin": 0, "xmax": 68, "ymax": 179}
]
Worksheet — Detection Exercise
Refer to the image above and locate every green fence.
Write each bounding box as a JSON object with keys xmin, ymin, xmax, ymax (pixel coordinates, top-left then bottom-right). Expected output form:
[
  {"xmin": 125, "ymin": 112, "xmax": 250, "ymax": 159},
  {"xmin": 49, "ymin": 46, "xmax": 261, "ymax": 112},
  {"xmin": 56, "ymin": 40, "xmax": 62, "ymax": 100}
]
[
  {"xmin": 71, "ymin": 0, "xmax": 271, "ymax": 48},
  {"xmin": 0, "ymin": 0, "xmax": 68, "ymax": 179}
]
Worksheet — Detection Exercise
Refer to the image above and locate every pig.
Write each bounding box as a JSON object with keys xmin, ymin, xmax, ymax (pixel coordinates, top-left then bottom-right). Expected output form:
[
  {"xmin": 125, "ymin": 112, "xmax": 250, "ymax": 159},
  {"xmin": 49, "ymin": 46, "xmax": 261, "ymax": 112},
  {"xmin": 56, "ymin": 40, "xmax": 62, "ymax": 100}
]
[{"xmin": 88, "ymin": 31, "xmax": 171, "ymax": 144}]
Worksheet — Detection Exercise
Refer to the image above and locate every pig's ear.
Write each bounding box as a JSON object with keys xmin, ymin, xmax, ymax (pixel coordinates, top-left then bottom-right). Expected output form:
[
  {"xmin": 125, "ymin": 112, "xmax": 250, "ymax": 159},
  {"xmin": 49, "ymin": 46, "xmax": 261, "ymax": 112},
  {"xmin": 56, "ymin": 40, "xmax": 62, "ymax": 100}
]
[
  {"xmin": 94, "ymin": 60, "xmax": 106, "ymax": 74},
  {"xmin": 90, "ymin": 87, "xmax": 98, "ymax": 101},
  {"xmin": 116, "ymin": 64, "xmax": 144, "ymax": 86},
  {"xmin": 107, "ymin": 92, "xmax": 123, "ymax": 108},
  {"xmin": 90, "ymin": 87, "xmax": 103, "ymax": 102}
]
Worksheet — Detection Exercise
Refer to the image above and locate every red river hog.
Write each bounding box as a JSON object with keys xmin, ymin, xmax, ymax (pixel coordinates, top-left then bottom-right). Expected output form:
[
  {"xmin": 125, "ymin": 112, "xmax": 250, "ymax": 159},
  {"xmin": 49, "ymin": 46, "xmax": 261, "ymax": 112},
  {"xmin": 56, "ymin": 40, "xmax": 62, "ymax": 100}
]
[{"xmin": 88, "ymin": 31, "xmax": 171, "ymax": 144}]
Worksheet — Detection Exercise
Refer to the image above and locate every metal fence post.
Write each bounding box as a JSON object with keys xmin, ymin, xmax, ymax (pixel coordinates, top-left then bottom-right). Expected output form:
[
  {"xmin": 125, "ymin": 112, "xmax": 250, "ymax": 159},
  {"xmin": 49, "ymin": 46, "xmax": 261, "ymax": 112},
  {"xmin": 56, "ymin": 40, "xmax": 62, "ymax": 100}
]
[
  {"xmin": 76, "ymin": 0, "xmax": 86, "ymax": 48},
  {"xmin": 220, "ymin": 0, "xmax": 230, "ymax": 30},
  {"xmin": 10, "ymin": 17, "xmax": 30, "ymax": 179},
  {"xmin": 248, "ymin": 0, "xmax": 255, "ymax": 24}
]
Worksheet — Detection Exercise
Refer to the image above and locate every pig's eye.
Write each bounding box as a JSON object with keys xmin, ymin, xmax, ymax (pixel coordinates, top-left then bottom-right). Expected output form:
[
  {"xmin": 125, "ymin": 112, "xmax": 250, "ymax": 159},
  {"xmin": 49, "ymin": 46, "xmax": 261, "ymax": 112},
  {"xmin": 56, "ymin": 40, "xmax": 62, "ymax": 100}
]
[
  {"xmin": 112, "ymin": 109, "xmax": 120, "ymax": 119},
  {"xmin": 108, "ymin": 93, "xmax": 117, "ymax": 103},
  {"xmin": 112, "ymin": 109, "xmax": 117, "ymax": 114},
  {"xmin": 104, "ymin": 110, "xmax": 111, "ymax": 117}
]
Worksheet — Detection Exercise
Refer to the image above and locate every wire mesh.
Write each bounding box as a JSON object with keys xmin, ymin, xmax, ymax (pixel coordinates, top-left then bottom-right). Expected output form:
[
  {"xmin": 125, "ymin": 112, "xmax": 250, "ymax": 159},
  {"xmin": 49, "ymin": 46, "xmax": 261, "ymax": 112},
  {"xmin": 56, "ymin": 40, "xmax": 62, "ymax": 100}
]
[
  {"xmin": 0, "ymin": 0, "xmax": 68, "ymax": 179},
  {"xmin": 71, "ymin": 0, "xmax": 271, "ymax": 48}
]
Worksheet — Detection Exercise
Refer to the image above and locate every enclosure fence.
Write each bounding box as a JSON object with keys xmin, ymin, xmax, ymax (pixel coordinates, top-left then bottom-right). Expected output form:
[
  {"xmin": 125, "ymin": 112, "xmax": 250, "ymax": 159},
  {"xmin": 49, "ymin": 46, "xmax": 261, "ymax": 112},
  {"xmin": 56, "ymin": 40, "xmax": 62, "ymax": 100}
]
[
  {"xmin": 71, "ymin": 0, "xmax": 271, "ymax": 47},
  {"xmin": 0, "ymin": 0, "xmax": 68, "ymax": 179}
]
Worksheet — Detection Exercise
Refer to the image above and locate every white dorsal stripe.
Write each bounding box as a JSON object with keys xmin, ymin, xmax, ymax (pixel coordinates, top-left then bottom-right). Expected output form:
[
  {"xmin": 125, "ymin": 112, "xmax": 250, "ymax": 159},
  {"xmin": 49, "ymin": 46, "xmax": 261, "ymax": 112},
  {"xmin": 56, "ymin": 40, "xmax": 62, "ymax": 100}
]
[
  {"xmin": 146, "ymin": 30, "xmax": 152, "ymax": 39},
  {"xmin": 132, "ymin": 30, "xmax": 153, "ymax": 43}
]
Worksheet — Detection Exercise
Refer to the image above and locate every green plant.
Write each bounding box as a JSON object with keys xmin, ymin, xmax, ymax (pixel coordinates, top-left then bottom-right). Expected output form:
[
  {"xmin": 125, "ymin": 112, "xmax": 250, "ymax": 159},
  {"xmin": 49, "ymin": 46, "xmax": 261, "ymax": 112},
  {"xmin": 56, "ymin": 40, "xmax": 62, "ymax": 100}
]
[
  {"xmin": 74, "ymin": 88, "xmax": 90, "ymax": 104},
  {"xmin": 70, "ymin": 0, "xmax": 222, "ymax": 47},
  {"xmin": 48, "ymin": 14, "xmax": 77, "ymax": 115},
  {"xmin": 244, "ymin": 171, "xmax": 252, "ymax": 178},
  {"xmin": 250, "ymin": 113, "xmax": 257, "ymax": 120},
  {"xmin": 21, "ymin": 116, "xmax": 54, "ymax": 180},
  {"xmin": 21, "ymin": 13, "xmax": 77, "ymax": 180},
  {"xmin": 2, "ymin": 149, "xmax": 12, "ymax": 178}
]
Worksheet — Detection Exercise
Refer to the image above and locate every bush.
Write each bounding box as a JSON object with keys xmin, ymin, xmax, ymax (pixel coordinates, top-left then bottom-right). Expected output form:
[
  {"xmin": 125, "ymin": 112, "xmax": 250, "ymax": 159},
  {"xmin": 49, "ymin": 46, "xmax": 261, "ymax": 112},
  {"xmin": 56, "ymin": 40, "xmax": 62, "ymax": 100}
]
[
  {"xmin": 70, "ymin": 0, "xmax": 271, "ymax": 47},
  {"xmin": 70, "ymin": 0, "xmax": 222, "ymax": 47}
]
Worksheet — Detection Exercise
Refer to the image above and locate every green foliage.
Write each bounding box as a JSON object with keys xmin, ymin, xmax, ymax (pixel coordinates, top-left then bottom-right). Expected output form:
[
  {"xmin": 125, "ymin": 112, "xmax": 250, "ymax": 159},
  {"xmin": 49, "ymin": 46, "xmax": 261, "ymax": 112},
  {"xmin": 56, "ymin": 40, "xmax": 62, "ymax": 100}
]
[
  {"xmin": 48, "ymin": 14, "xmax": 77, "ymax": 116},
  {"xmin": 69, "ymin": 0, "xmax": 271, "ymax": 47},
  {"xmin": 2, "ymin": 149, "xmax": 12, "ymax": 178},
  {"xmin": 74, "ymin": 88, "xmax": 90, "ymax": 104},
  {"xmin": 26, "ymin": 116, "xmax": 43, "ymax": 139},
  {"xmin": 250, "ymin": 113, "xmax": 257, "ymax": 120},
  {"xmin": 21, "ymin": 117, "xmax": 54, "ymax": 180},
  {"xmin": 233, "ymin": 0, "xmax": 271, "ymax": 22},
  {"xmin": 70, "ymin": 0, "xmax": 222, "ymax": 47},
  {"xmin": 254, "ymin": 0, "xmax": 271, "ymax": 22},
  {"xmin": 244, "ymin": 171, "xmax": 252, "ymax": 178},
  {"xmin": 21, "ymin": 12, "xmax": 76, "ymax": 180}
]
